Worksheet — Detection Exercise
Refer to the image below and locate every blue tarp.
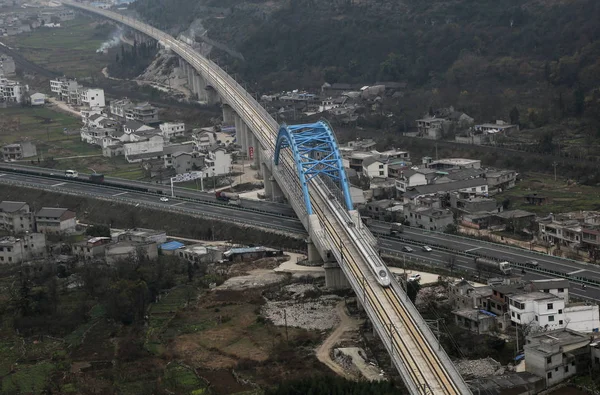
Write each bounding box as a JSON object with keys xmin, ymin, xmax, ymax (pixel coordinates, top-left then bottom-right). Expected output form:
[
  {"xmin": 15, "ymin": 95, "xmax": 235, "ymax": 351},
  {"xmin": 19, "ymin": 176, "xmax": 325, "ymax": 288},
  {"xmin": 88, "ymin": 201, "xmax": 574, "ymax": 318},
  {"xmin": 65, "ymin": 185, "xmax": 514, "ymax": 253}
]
[
  {"xmin": 159, "ymin": 241, "xmax": 185, "ymax": 251},
  {"xmin": 479, "ymin": 310, "xmax": 497, "ymax": 317}
]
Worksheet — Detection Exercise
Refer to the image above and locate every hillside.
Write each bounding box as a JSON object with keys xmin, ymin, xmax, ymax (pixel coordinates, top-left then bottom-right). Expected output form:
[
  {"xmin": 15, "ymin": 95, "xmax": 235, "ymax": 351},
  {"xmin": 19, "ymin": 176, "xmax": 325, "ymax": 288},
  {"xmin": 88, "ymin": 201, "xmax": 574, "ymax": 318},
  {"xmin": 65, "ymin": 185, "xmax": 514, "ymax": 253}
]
[{"xmin": 130, "ymin": 0, "xmax": 600, "ymax": 124}]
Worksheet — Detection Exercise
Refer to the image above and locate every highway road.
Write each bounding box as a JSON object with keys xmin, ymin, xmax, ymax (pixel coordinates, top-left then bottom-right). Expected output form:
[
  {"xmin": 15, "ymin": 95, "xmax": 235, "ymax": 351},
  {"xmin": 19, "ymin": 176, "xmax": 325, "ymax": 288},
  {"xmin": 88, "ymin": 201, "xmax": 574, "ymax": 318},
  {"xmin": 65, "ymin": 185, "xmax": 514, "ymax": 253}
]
[
  {"xmin": 3, "ymin": 168, "xmax": 600, "ymax": 301},
  {"xmin": 377, "ymin": 235, "xmax": 600, "ymax": 301},
  {"xmin": 0, "ymin": 163, "xmax": 298, "ymax": 216},
  {"xmin": 0, "ymin": 163, "xmax": 298, "ymax": 217},
  {"xmin": 0, "ymin": 172, "xmax": 307, "ymax": 234}
]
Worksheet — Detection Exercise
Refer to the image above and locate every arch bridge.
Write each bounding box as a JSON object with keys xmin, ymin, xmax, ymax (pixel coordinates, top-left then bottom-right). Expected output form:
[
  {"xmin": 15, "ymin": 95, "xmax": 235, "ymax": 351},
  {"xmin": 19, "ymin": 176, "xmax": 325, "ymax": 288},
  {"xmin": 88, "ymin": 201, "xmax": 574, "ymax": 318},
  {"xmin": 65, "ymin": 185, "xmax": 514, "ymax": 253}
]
[{"xmin": 61, "ymin": 3, "xmax": 472, "ymax": 394}]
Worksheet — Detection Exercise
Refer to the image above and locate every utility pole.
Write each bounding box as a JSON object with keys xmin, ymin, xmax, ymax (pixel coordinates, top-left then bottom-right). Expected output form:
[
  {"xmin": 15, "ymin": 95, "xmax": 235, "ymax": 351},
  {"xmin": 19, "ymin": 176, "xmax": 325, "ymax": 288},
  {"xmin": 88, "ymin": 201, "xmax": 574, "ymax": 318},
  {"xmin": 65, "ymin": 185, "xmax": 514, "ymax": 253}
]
[
  {"xmin": 552, "ymin": 161, "xmax": 558, "ymax": 182},
  {"xmin": 435, "ymin": 142, "xmax": 438, "ymax": 160},
  {"xmin": 283, "ymin": 309, "xmax": 289, "ymax": 342}
]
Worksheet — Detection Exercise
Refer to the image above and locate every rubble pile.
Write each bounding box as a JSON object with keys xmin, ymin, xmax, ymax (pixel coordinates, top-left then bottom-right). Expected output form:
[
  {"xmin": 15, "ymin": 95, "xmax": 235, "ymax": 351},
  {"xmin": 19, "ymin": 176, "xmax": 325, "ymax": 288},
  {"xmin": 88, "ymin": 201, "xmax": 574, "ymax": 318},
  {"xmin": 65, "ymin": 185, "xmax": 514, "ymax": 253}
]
[
  {"xmin": 456, "ymin": 357, "xmax": 503, "ymax": 378},
  {"xmin": 262, "ymin": 297, "xmax": 341, "ymax": 331}
]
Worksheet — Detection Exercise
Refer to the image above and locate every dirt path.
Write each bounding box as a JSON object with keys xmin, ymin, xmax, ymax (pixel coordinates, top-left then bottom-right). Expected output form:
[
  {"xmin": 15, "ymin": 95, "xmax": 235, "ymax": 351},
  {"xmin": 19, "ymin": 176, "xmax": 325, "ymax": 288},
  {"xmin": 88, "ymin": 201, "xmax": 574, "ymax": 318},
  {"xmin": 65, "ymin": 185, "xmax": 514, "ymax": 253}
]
[
  {"xmin": 47, "ymin": 98, "xmax": 81, "ymax": 117},
  {"xmin": 315, "ymin": 301, "xmax": 361, "ymax": 379}
]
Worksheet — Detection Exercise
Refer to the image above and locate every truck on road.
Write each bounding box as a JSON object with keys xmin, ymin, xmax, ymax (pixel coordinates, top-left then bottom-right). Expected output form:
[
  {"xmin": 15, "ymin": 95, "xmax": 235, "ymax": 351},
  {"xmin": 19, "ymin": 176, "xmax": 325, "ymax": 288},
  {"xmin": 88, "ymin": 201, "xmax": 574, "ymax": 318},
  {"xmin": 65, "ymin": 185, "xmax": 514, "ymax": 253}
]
[
  {"xmin": 475, "ymin": 257, "xmax": 512, "ymax": 276},
  {"xmin": 390, "ymin": 222, "xmax": 404, "ymax": 236},
  {"xmin": 216, "ymin": 191, "xmax": 241, "ymax": 205},
  {"xmin": 216, "ymin": 191, "xmax": 239, "ymax": 201}
]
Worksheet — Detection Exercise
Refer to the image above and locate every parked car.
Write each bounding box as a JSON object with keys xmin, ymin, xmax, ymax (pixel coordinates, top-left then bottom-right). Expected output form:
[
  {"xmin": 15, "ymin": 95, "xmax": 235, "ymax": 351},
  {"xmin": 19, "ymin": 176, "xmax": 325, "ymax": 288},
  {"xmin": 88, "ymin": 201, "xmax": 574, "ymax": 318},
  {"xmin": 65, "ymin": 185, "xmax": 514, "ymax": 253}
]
[
  {"xmin": 160, "ymin": 197, "xmax": 169, "ymax": 202},
  {"xmin": 422, "ymin": 245, "xmax": 433, "ymax": 252},
  {"xmin": 408, "ymin": 274, "xmax": 421, "ymax": 282},
  {"xmin": 402, "ymin": 246, "xmax": 414, "ymax": 253}
]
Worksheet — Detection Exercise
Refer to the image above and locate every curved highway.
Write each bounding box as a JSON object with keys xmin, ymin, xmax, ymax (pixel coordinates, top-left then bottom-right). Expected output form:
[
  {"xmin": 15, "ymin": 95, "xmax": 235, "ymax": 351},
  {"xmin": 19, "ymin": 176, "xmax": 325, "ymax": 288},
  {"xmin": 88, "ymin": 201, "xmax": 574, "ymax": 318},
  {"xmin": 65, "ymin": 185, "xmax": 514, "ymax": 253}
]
[
  {"xmin": 0, "ymin": 163, "xmax": 297, "ymax": 217},
  {"xmin": 0, "ymin": 171, "xmax": 306, "ymax": 234},
  {"xmin": 61, "ymin": 3, "xmax": 471, "ymax": 393}
]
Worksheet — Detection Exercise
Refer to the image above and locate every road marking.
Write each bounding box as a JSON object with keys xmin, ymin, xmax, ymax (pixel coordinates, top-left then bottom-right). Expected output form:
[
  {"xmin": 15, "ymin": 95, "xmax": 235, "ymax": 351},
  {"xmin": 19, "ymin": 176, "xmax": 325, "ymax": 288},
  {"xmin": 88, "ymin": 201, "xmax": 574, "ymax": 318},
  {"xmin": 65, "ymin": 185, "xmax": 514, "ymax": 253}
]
[
  {"xmin": 171, "ymin": 202, "xmax": 185, "ymax": 206},
  {"xmin": 112, "ymin": 192, "xmax": 128, "ymax": 196},
  {"xmin": 52, "ymin": 182, "xmax": 66, "ymax": 187},
  {"xmin": 0, "ymin": 174, "xmax": 5, "ymax": 177},
  {"xmin": 569, "ymin": 269, "xmax": 586, "ymax": 275},
  {"xmin": 465, "ymin": 247, "xmax": 482, "ymax": 252}
]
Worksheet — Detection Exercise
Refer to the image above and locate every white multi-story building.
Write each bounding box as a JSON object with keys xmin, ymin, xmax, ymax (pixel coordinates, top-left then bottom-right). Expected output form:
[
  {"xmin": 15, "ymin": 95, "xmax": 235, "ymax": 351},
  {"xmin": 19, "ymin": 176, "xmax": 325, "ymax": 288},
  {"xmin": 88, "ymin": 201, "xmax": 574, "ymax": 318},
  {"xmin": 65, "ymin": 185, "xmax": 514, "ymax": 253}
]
[
  {"xmin": 50, "ymin": 77, "xmax": 79, "ymax": 102},
  {"xmin": 362, "ymin": 156, "xmax": 388, "ymax": 178},
  {"xmin": 49, "ymin": 78, "xmax": 104, "ymax": 108},
  {"xmin": 193, "ymin": 130, "xmax": 217, "ymax": 152},
  {"xmin": 0, "ymin": 233, "xmax": 46, "ymax": 264},
  {"xmin": 0, "ymin": 77, "xmax": 26, "ymax": 103},
  {"xmin": 110, "ymin": 98, "xmax": 132, "ymax": 118},
  {"xmin": 395, "ymin": 169, "xmax": 428, "ymax": 193},
  {"xmin": 159, "ymin": 122, "xmax": 185, "ymax": 140},
  {"xmin": 509, "ymin": 292, "xmax": 565, "ymax": 331},
  {"xmin": 509, "ymin": 291, "xmax": 599, "ymax": 333},
  {"xmin": 204, "ymin": 148, "xmax": 232, "ymax": 176},
  {"xmin": 78, "ymin": 88, "xmax": 105, "ymax": 108}
]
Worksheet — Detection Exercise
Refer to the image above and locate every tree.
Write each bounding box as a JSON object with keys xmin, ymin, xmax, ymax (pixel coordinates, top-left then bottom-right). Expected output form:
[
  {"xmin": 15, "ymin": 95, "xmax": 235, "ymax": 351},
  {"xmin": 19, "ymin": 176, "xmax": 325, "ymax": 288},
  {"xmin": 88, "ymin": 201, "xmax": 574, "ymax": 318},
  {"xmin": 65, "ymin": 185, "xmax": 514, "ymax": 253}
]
[
  {"xmin": 86, "ymin": 224, "xmax": 111, "ymax": 237},
  {"xmin": 406, "ymin": 279, "xmax": 421, "ymax": 304},
  {"xmin": 538, "ymin": 131, "xmax": 555, "ymax": 154},
  {"xmin": 509, "ymin": 106, "xmax": 520, "ymax": 125}
]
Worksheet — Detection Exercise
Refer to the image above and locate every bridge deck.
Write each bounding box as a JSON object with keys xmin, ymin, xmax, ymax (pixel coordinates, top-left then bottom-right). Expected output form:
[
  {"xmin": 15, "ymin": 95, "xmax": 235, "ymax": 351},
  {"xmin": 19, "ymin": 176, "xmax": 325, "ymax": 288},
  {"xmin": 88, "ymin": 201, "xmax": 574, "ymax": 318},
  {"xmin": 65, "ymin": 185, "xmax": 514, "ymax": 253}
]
[{"xmin": 61, "ymin": 3, "xmax": 471, "ymax": 393}]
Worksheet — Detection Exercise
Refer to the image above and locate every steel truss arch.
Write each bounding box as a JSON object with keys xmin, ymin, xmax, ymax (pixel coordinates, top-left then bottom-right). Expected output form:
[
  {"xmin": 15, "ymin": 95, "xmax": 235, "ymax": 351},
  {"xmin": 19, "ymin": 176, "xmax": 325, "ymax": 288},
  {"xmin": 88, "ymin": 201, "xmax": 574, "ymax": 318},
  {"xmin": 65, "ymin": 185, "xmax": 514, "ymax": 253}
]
[{"xmin": 273, "ymin": 121, "xmax": 353, "ymax": 215}]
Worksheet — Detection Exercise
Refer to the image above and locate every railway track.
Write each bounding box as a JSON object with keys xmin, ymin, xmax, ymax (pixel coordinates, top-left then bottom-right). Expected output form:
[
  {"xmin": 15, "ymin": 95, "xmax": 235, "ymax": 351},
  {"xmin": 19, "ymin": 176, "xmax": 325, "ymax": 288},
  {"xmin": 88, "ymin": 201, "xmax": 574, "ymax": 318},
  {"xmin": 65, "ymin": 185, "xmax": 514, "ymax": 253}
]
[{"xmin": 62, "ymin": 3, "xmax": 471, "ymax": 392}]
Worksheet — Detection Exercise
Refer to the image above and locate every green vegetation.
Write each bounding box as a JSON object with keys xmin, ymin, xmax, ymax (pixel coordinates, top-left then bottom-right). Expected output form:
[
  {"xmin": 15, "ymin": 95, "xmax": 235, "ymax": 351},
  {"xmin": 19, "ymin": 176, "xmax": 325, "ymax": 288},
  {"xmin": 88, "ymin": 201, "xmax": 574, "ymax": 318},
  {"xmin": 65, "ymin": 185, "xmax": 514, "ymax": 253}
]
[
  {"xmin": 108, "ymin": 42, "xmax": 159, "ymax": 79},
  {"xmin": 2, "ymin": 17, "xmax": 113, "ymax": 78},
  {"xmin": 496, "ymin": 174, "xmax": 600, "ymax": 215},
  {"xmin": 266, "ymin": 376, "xmax": 403, "ymax": 395}
]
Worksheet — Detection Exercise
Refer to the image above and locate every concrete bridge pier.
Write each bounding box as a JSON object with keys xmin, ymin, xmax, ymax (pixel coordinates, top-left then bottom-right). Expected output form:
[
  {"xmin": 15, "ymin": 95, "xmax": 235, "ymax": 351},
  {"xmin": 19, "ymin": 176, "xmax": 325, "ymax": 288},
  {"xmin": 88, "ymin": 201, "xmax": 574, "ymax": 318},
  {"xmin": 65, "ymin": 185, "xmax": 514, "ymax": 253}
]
[
  {"xmin": 307, "ymin": 239, "xmax": 321, "ymax": 262},
  {"xmin": 270, "ymin": 176, "xmax": 283, "ymax": 202},
  {"xmin": 241, "ymin": 123, "xmax": 251, "ymax": 157},
  {"xmin": 205, "ymin": 86, "xmax": 219, "ymax": 105},
  {"xmin": 324, "ymin": 260, "xmax": 351, "ymax": 289},
  {"xmin": 222, "ymin": 104, "xmax": 234, "ymax": 125},
  {"xmin": 252, "ymin": 135, "xmax": 261, "ymax": 173},
  {"xmin": 233, "ymin": 113, "xmax": 244, "ymax": 155},
  {"xmin": 262, "ymin": 163, "xmax": 273, "ymax": 197}
]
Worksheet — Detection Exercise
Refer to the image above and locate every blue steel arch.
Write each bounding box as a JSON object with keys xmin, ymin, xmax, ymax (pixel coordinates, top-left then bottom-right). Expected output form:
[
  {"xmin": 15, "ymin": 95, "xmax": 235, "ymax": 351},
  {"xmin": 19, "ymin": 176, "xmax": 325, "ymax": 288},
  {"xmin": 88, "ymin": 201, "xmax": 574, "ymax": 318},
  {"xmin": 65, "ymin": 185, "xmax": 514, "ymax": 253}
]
[{"xmin": 273, "ymin": 121, "xmax": 353, "ymax": 215}]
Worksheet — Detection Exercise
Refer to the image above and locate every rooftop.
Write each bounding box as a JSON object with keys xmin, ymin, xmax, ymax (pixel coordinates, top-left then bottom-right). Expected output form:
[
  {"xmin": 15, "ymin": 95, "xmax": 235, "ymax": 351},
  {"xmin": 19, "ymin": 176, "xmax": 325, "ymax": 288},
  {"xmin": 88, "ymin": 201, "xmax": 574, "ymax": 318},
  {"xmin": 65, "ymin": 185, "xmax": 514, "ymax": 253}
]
[
  {"xmin": 223, "ymin": 246, "xmax": 280, "ymax": 257},
  {"xmin": 453, "ymin": 308, "xmax": 497, "ymax": 321},
  {"xmin": 526, "ymin": 329, "xmax": 590, "ymax": 354},
  {"xmin": 159, "ymin": 241, "xmax": 185, "ymax": 251},
  {"xmin": 510, "ymin": 291, "xmax": 562, "ymax": 303},
  {"xmin": 494, "ymin": 209, "xmax": 536, "ymax": 219},
  {"xmin": 36, "ymin": 207, "xmax": 70, "ymax": 218},
  {"xmin": 430, "ymin": 158, "xmax": 481, "ymax": 166},
  {"xmin": 362, "ymin": 156, "xmax": 384, "ymax": 167},
  {"xmin": 529, "ymin": 279, "xmax": 570, "ymax": 291},
  {"xmin": 0, "ymin": 201, "xmax": 27, "ymax": 213},
  {"xmin": 405, "ymin": 178, "xmax": 488, "ymax": 198}
]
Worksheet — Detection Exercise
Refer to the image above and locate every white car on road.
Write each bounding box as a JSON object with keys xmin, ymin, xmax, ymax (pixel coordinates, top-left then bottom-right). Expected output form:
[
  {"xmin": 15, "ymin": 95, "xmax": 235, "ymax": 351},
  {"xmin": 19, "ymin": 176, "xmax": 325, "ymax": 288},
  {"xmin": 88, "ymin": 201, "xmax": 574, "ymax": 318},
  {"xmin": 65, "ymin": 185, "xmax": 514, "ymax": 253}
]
[
  {"xmin": 408, "ymin": 274, "xmax": 421, "ymax": 282},
  {"xmin": 160, "ymin": 197, "xmax": 169, "ymax": 202},
  {"xmin": 422, "ymin": 245, "xmax": 433, "ymax": 252}
]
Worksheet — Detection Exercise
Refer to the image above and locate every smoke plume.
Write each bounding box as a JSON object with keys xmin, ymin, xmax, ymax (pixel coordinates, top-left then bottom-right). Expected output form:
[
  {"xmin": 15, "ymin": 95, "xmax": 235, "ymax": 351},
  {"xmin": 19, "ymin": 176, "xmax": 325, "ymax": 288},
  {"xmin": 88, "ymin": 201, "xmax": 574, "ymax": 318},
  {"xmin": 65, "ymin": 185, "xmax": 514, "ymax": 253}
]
[{"xmin": 96, "ymin": 26, "xmax": 124, "ymax": 53}]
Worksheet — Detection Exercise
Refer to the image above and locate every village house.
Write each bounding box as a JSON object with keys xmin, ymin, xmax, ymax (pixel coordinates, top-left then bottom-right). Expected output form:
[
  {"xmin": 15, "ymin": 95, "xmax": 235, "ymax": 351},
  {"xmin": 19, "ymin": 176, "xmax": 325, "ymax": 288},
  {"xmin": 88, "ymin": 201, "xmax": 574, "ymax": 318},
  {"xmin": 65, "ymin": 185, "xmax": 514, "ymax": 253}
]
[
  {"xmin": 35, "ymin": 207, "xmax": 76, "ymax": 234},
  {"xmin": 0, "ymin": 201, "xmax": 34, "ymax": 233},
  {"xmin": 525, "ymin": 329, "xmax": 590, "ymax": 388},
  {"xmin": 0, "ymin": 233, "xmax": 46, "ymax": 264},
  {"xmin": 2, "ymin": 141, "xmax": 36, "ymax": 161}
]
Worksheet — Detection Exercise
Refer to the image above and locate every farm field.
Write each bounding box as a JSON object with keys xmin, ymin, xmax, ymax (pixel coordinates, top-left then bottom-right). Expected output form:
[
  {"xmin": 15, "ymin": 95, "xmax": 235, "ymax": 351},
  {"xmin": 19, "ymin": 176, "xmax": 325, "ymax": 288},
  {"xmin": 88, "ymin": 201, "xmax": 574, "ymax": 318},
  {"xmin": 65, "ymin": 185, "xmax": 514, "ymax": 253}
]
[{"xmin": 1, "ymin": 17, "xmax": 113, "ymax": 78}]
